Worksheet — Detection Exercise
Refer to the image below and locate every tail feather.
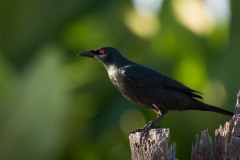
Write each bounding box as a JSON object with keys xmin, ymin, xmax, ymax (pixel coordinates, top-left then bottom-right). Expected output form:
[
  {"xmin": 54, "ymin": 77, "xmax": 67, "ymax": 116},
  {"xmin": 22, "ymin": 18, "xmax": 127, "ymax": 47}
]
[{"xmin": 193, "ymin": 100, "xmax": 233, "ymax": 116}]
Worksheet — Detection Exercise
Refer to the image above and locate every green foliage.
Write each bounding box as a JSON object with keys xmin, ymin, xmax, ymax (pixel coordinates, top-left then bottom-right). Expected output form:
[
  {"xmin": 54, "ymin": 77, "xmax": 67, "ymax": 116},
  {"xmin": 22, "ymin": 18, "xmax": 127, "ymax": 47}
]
[{"xmin": 0, "ymin": 0, "xmax": 239, "ymax": 159}]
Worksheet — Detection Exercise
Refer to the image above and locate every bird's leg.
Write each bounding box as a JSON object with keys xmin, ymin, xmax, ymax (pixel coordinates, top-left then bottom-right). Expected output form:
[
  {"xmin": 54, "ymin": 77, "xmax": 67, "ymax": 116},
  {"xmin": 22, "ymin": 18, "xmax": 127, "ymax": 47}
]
[
  {"xmin": 139, "ymin": 113, "xmax": 164, "ymax": 143},
  {"xmin": 138, "ymin": 104, "xmax": 166, "ymax": 143}
]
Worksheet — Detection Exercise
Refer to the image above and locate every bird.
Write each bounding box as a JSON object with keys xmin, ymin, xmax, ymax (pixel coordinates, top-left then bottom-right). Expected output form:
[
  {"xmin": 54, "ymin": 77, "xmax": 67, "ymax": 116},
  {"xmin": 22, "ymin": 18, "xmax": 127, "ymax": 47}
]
[{"xmin": 78, "ymin": 47, "xmax": 233, "ymax": 138}]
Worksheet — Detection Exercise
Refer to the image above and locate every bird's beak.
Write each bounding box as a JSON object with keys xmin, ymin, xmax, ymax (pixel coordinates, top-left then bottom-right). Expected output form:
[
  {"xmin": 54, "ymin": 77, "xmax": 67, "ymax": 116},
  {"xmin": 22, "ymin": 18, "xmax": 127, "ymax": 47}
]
[{"xmin": 78, "ymin": 50, "xmax": 95, "ymax": 58}]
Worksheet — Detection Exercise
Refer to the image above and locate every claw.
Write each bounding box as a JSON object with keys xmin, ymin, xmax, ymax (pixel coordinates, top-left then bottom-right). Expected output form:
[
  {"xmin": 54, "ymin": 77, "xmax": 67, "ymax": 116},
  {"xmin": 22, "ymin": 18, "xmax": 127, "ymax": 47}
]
[
  {"xmin": 140, "ymin": 122, "xmax": 153, "ymax": 143},
  {"xmin": 131, "ymin": 114, "xmax": 164, "ymax": 144},
  {"xmin": 139, "ymin": 122, "xmax": 161, "ymax": 143}
]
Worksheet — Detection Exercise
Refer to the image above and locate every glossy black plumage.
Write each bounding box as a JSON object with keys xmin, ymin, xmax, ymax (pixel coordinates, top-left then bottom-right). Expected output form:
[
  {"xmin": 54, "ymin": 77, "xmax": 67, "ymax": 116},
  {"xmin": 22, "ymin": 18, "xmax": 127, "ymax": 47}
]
[{"xmin": 78, "ymin": 47, "xmax": 233, "ymax": 132}]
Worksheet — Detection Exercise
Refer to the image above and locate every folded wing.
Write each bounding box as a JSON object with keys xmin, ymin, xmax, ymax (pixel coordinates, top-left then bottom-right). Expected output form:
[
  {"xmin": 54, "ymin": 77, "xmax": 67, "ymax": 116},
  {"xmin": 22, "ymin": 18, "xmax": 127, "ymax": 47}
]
[{"xmin": 122, "ymin": 65, "xmax": 203, "ymax": 99}]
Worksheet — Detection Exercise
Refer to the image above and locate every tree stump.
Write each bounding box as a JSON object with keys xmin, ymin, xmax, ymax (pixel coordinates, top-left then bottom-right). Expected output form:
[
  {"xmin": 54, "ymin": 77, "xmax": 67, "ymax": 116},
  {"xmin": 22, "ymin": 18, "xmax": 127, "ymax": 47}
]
[
  {"xmin": 191, "ymin": 130, "xmax": 214, "ymax": 160},
  {"xmin": 129, "ymin": 90, "xmax": 240, "ymax": 160},
  {"xmin": 129, "ymin": 128, "xmax": 176, "ymax": 160},
  {"xmin": 192, "ymin": 90, "xmax": 240, "ymax": 159}
]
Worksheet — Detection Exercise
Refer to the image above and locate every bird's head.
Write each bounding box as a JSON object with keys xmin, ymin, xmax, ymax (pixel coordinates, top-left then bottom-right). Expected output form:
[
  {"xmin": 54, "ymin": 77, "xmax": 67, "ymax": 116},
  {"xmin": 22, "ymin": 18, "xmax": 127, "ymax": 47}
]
[{"xmin": 78, "ymin": 47, "xmax": 124, "ymax": 66}]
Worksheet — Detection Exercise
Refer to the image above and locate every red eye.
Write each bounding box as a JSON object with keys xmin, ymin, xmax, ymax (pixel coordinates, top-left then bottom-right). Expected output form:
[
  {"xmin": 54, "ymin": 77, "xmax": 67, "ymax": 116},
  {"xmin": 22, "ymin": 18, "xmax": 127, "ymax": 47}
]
[{"xmin": 100, "ymin": 49, "xmax": 105, "ymax": 55}]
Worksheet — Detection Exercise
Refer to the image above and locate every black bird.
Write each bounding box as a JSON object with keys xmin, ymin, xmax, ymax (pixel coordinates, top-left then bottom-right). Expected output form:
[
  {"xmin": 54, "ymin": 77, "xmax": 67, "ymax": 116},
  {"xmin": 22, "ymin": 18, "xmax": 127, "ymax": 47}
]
[{"xmin": 78, "ymin": 47, "xmax": 233, "ymax": 135}]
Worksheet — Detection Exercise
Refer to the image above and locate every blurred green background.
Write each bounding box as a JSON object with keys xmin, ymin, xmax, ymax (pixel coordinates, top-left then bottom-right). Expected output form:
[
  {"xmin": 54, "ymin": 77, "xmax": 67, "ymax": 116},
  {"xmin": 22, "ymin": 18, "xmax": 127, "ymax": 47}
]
[{"xmin": 0, "ymin": 0, "xmax": 239, "ymax": 159}]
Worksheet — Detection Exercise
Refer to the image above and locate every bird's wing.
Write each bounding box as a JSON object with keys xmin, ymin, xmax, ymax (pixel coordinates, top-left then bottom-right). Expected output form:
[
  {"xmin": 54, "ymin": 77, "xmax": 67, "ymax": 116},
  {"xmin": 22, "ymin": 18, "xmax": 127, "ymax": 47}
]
[{"xmin": 122, "ymin": 65, "xmax": 202, "ymax": 99}]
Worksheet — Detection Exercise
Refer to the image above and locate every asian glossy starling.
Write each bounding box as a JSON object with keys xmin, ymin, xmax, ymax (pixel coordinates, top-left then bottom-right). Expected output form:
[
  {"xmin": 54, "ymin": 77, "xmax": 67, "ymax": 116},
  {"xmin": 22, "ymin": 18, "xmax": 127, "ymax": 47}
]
[{"xmin": 78, "ymin": 47, "xmax": 233, "ymax": 135}]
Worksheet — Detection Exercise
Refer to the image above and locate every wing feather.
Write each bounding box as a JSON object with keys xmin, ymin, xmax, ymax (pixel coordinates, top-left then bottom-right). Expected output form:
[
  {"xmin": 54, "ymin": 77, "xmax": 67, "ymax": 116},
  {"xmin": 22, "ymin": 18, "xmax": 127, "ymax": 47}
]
[{"xmin": 122, "ymin": 65, "xmax": 202, "ymax": 99}]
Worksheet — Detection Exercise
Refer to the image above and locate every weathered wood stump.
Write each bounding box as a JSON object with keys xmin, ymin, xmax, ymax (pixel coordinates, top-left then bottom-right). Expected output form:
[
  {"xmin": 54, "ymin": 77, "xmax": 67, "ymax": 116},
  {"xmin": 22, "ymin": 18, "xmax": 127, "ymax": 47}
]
[
  {"xmin": 192, "ymin": 90, "xmax": 240, "ymax": 159},
  {"xmin": 129, "ymin": 90, "xmax": 240, "ymax": 160},
  {"xmin": 129, "ymin": 128, "xmax": 176, "ymax": 160}
]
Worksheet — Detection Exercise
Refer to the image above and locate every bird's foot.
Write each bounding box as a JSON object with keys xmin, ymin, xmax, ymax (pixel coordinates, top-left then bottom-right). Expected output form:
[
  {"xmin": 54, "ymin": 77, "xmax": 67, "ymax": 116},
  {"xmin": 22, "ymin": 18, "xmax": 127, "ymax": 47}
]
[
  {"xmin": 130, "ymin": 114, "xmax": 164, "ymax": 144},
  {"xmin": 129, "ymin": 121, "xmax": 162, "ymax": 144},
  {"xmin": 140, "ymin": 122, "xmax": 161, "ymax": 143}
]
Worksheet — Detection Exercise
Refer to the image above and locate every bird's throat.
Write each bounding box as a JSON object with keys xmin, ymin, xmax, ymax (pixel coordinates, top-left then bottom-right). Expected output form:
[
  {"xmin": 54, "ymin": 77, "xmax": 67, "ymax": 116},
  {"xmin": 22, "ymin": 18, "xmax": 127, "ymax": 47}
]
[{"xmin": 107, "ymin": 65, "xmax": 118, "ymax": 79}]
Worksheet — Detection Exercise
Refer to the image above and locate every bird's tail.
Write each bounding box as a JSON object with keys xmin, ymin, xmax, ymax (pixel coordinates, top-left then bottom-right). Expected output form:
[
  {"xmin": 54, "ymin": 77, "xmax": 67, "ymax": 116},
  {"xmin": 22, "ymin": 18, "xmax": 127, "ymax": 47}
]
[{"xmin": 192, "ymin": 100, "xmax": 233, "ymax": 116}]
